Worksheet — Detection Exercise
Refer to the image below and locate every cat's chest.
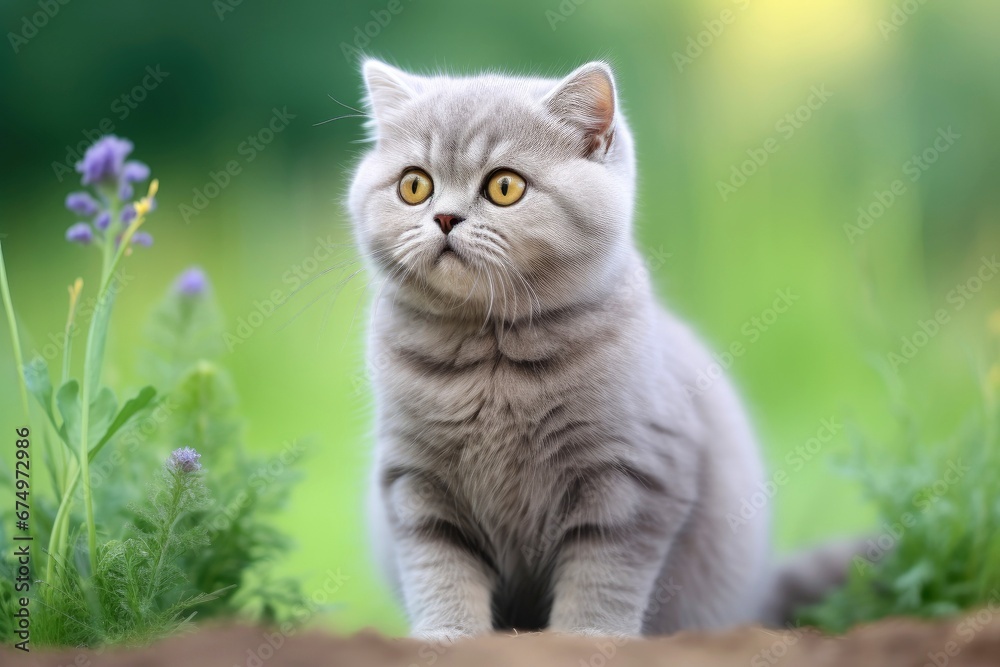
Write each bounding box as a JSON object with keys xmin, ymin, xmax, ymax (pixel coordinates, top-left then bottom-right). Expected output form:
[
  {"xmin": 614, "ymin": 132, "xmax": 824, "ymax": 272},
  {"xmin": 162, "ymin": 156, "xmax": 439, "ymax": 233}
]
[
  {"xmin": 374, "ymin": 312, "xmax": 640, "ymax": 526},
  {"xmin": 378, "ymin": 320, "xmax": 590, "ymax": 439}
]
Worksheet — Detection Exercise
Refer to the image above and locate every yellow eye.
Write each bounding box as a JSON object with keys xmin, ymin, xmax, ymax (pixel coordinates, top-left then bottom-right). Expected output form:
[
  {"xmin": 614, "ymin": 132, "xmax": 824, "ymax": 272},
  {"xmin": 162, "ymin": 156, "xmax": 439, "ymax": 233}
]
[
  {"xmin": 398, "ymin": 168, "xmax": 433, "ymax": 205},
  {"xmin": 484, "ymin": 170, "xmax": 526, "ymax": 206}
]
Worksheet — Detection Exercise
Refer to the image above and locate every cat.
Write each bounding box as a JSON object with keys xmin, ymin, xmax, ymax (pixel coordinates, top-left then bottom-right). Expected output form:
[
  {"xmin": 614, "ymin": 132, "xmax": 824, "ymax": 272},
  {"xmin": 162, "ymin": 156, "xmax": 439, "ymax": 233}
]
[{"xmin": 349, "ymin": 59, "xmax": 844, "ymax": 640}]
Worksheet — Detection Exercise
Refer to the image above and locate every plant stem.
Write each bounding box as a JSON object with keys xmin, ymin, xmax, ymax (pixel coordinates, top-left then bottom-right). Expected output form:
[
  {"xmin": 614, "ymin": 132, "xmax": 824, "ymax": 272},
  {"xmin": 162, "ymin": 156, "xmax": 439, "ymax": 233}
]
[
  {"xmin": 46, "ymin": 461, "xmax": 80, "ymax": 584},
  {"xmin": 79, "ymin": 343, "xmax": 98, "ymax": 572},
  {"xmin": 51, "ymin": 187, "xmax": 150, "ymax": 579},
  {"xmin": 78, "ymin": 233, "xmax": 116, "ymax": 575},
  {"xmin": 145, "ymin": 471, "xmax": 185, "ymax": 609},
  {"xmin": 79, "ymin": 195, "xmax": 155, "ymax": 576},
  {"xmin": 55, "ymin": 280, "xmax": 82, "ymax": 494},
  {"xmin": 0, "ymin": 240, "xmax": 31, "ymax": 421}
]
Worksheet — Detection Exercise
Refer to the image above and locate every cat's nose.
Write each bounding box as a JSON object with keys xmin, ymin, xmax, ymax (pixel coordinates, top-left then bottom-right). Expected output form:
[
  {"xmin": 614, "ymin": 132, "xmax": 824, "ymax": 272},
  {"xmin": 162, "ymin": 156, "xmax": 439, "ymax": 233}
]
[{"xmin": 433, "ymin": 213, "xmax": 465, "ymax": 235}]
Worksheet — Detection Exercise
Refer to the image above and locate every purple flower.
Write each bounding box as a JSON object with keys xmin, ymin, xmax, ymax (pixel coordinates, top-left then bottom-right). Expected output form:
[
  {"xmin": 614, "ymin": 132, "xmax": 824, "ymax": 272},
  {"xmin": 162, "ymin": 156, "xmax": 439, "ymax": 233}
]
[
  {"xmin": 122, "ymin": 160, "xmax": 150, "ymax": 183},
  {"xmin": 174, "ymin": 267, "xmax": 209, "ymax": 296},
  {"xmin": 119, "ymin": 182, "xmax": 134, "ymax": 201},
  {"xmin": 169, "ymin": 447, "xmax": 202, "ymax": 473},
  {"xmin": 75, "ymin": 135, "xmax": 134, "ymax": 186},
  {"xmin": 95, "ymin": 211, "xmax": 111, "ymax": 230},
  {"xmin": 66, "ymin": 223, "xmax": 93, "ymax": 245},
  {"xmin": 131, "ymin": 231, "xmax": 154, "ymax": 247},
  {"xmin": 121, "ymin": 205, "xmax": 136, "ymax": 224},
  {"xmin": 66, "ymin": 192, "xmax": 99, "ymax": 216}
]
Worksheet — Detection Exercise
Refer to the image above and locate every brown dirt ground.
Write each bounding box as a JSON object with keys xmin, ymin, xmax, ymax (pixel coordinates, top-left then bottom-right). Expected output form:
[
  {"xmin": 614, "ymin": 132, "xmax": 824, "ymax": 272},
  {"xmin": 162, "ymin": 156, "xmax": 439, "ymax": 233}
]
[{"xmin": 4, "ymin": 613, "xmax": 1000, "ymax": 666}]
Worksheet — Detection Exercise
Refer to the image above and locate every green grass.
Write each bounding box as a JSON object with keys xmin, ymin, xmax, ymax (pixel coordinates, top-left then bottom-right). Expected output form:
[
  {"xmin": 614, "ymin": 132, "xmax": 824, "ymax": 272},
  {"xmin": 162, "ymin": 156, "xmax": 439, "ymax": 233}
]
[{"xmin": 802, "ymin": 371, "xmax": 1000, "ymax": 631}]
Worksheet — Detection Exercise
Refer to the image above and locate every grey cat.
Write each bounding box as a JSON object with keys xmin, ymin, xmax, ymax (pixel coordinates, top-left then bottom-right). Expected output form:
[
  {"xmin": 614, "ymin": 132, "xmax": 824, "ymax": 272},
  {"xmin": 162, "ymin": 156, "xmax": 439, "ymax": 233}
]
[{"xmin": 349, "ymin": 59, "xmax": 842, "ymax": 640}]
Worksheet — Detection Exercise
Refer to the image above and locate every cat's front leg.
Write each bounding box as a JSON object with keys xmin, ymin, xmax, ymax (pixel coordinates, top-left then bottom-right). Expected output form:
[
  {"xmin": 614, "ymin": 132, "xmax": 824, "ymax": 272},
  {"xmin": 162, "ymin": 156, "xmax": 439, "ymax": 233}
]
[
  {"xmin": 397, "ymin": 536, "xmax": 496, "ymax": 641},
  {"xmin": 384, "ymin": 472, "xmax": 496, "ymax": 641},
  {"xmin": 547, "ymin": 528, "xmax": 670, "ymax": 637}
]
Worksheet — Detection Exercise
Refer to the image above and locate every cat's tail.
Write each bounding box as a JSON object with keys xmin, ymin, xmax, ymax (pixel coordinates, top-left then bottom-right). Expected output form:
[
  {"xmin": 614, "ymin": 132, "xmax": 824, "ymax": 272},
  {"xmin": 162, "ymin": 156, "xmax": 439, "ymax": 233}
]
[{"xmin": 758, "ymin": 538, "xmax": 870, "ymax": 627}]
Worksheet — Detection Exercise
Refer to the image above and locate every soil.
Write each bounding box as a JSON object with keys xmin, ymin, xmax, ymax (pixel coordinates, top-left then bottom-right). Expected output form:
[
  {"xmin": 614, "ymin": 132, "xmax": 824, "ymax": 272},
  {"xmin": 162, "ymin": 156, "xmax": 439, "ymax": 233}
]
[{"xmin": 5, "ymin": 613, "xmax": 1000, "ymax": 666}]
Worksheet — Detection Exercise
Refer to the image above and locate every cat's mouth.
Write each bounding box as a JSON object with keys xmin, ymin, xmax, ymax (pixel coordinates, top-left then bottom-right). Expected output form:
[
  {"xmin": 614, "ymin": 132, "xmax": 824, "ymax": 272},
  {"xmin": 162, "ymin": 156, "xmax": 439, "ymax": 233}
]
[{"xmin": 436, "ymin": 241, "xmax": 460, "ymax": 263}]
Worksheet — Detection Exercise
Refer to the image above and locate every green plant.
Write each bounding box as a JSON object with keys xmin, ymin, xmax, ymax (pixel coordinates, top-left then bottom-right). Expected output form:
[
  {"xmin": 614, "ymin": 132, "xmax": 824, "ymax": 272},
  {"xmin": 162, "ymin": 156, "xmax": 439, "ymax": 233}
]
[
  {"xmin": 0, "ymin": 136, "xmax": 308, "ymax": 648},
  {"xmin": 801, "ymin": 329, "xmax": 1000, "ymax": 632}
]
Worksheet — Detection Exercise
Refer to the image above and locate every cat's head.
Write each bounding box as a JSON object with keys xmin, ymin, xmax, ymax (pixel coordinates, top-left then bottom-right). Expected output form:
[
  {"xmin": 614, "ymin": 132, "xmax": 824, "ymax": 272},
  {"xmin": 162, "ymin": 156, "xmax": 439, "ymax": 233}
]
[{"xmin": 348, "ymin": 60, "xmax": 636, "ymax": 322}]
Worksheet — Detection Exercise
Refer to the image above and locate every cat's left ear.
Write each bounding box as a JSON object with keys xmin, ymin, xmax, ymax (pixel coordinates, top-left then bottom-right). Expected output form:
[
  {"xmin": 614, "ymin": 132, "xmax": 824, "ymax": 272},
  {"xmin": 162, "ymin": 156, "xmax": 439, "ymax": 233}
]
[
  {"xmin": 543, "ymin": 61, "xmax": 618, "ymax": 159},
  {"xmin": 362, "ymin": 59, "xmax": 421, "ymax": 125}
]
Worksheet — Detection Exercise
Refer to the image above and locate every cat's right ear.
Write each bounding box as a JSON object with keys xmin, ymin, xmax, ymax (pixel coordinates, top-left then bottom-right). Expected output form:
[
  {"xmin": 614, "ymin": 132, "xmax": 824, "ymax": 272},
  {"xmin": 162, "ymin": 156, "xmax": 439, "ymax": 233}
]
[
  {"xmin": 362, "ymin": 59, "xmax": 419, "ymax": 125},
  {"xmin": 543, "ymin": 62, "xmax": 618, "ymax": 159}
]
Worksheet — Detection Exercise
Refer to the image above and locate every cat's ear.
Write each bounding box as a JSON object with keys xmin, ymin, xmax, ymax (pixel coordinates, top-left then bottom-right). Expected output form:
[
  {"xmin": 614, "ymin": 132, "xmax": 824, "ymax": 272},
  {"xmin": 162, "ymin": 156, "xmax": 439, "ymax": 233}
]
[
  {"xmin": 362, "ymin": 59, "xmax": 420, "ymax": 125},
  {"xmin": 543, "ymin": 62, "xmax": 618, "ymax": 159}
]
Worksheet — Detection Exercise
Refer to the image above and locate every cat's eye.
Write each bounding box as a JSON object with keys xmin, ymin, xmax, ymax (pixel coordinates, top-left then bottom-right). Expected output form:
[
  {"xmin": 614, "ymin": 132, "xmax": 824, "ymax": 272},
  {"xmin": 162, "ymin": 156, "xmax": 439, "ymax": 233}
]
[
  {"xmin": 398, "ymin": 168, "xmax": 433, "ymax": 205},
  {"xmin": 484, "ymin": 169, "xmax": 526, "ymax": 206}
]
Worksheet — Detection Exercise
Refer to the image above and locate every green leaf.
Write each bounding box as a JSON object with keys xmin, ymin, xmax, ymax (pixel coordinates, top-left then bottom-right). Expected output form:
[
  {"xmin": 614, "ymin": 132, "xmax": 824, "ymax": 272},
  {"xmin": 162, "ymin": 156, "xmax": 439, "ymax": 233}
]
[
  {"xmin": 24, "ymin": 357, "xmax": 56, "ymax": 425},
  {"xmin": 89, "ymin": 386, "xmax": 118, "ymax": 440},
  {"xmin": 89, "ymin": 386, "xmax": 157, "ymax": 462},
  {"xmin": 85, "ymin": 290, "xmax": 116, "ymax": 397},
  {"xmin": 140, "ymin": 277, "xmax": 225, "ymax": 389},
  {"xmin": 56, "ymin": 380, "xmax": 81, "ymax": 453},
  {"xmin": 56, "ymin": 381, "xmax": 123, "ymax": 458}
]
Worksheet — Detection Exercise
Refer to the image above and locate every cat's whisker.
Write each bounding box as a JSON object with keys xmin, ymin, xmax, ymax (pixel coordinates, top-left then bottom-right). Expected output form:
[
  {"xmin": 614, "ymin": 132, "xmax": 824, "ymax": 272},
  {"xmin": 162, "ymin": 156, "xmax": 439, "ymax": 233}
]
[
  {"xmin": 327, "ymin": 94, "xmax": 368, "ymax": 116},
  {"xmin": 386, "ymin": 262, "xmax": 417, "ymax": 323},
  {"xmin": 447, "ymin": 259, "xmax": 483, "ymax": 314},
  {"xmin": 488, "ymin": 256, "xmax": 516, "ymax": 333},
  {"xmin": 314, "ymin": 114, "xmax": 368, "ymax": 127},
  {"xmin": 345, "ymin": 266, "xmax": 387, "ymax": 348},
  {"xmin": 503, "ymin": 259, "xmax": 541, "ymax": 326},
  {"xmin": 316, "ymin": 265, "xmax": 370, "ymax": 345},
  {"xmin": 481, "ymin": 267, "xmax": 496, "ymax": 334},
  {"xmin": 277, "ymin": 266, "xmax": 367, "ymax": 333},
  {"xmin": 371, "ymin": 261, "xmax": 409, "ymax": 332},
  {"xmin": 473, "ymin": 245, "xmax": 540, "ymax": 325},
  {"xmin": 282, "ymin": 257, "xmax": 362, "ymax": 303}
]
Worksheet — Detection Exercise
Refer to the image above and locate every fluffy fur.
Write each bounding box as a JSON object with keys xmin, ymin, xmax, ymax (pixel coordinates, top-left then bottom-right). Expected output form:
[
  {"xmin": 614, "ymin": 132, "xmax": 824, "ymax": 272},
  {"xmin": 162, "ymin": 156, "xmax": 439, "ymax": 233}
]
[{"xmin": 349, "ymin": 60, "xmax": 775, "ymax": 639}]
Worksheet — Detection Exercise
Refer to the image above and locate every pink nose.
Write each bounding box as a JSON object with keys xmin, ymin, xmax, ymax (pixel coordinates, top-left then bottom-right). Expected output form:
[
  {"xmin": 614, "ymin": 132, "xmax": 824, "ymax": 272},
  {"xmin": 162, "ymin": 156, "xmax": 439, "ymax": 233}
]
[{"xmin": 434, "ymin": 213, "xmax": 465, "ymax": 235}]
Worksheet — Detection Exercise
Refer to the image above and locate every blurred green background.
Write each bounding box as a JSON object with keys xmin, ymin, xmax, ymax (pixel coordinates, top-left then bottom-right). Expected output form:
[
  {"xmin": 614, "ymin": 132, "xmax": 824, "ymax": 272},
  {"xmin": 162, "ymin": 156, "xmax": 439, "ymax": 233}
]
[{"xmin": 1, "ymin": 0, "xmax": 998, "ymax": 636}]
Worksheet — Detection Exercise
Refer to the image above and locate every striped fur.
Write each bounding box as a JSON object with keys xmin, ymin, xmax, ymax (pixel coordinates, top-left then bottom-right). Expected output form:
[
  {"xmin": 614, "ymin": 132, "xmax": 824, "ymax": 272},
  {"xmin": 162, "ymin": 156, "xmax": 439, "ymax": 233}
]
[{"xmin": 350, "ymin": 61, "xmax": 772, "ymax": 639}]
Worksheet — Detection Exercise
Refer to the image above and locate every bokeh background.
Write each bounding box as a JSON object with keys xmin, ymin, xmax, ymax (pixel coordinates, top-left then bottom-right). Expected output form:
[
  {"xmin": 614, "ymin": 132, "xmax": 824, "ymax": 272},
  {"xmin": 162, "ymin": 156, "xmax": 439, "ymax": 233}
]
[{"xmin": 1, "ymin": 0, "xmax": 998, "ymax": 635}]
